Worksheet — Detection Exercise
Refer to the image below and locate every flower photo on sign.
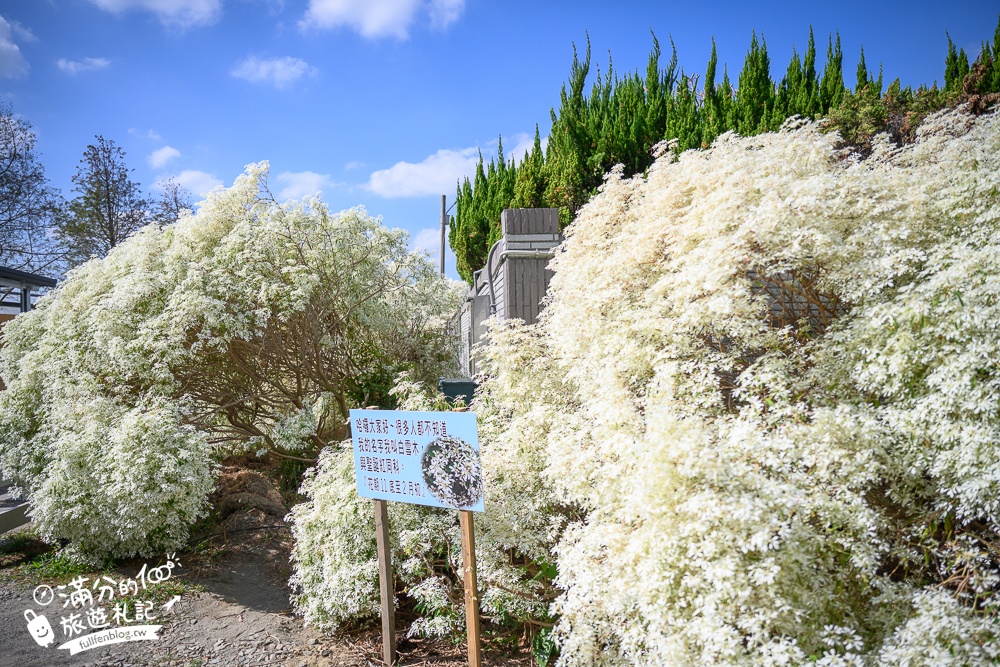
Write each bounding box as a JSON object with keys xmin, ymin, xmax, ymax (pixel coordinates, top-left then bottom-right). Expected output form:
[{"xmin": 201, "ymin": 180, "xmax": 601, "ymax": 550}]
[{"xmin": 420, "ymin": 435, "xmax": 483, "ymax": 509}]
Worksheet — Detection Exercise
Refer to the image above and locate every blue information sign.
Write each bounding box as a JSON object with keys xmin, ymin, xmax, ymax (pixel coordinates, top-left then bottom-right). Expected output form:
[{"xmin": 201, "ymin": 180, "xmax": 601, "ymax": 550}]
[{"xmin": 349, "ymin": 409, "xmax": 485, "ymax": 512}]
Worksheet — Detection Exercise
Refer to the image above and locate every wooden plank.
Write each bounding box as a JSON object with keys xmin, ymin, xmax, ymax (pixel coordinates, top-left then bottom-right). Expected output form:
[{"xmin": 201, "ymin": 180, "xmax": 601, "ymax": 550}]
[
  {"xmin": 512, "ymin": 259, "xmax": 523, "ymax": 321},
  {"xmin": 494, "ymin": 267, "xmax": 504, "ymax": 320},
  {"xmin": 459, "ymin": 510, "xmax": 483, "ymax": 667},
  {"xmin": 543, "ymin": 208, "xmax": 559, "ymax": 233},
  {"xmin": 374, "ymin": 498, "xmax": 397, "ymax": 666},
  {"xmin": 516, "ymin": 260, "xmax": 526, "ymax": 323},
  {"xmin": 365, "ymin": 405, "xmax": 397, "ymax": 667},
  {"xmin": 528, "ymin": 261, "xmax": 539, "ymax": 324},
  {"xmin": 529, "ymin": 261, "xmax": 539, "ymax": 323},
  {"xmin": 520, "ymin": 260, "xmax": 529, "ymax": 321}
]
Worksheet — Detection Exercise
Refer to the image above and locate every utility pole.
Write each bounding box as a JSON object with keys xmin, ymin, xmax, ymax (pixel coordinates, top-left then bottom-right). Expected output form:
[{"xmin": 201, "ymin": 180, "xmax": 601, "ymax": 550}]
[{"xmin": 440, "ymin": 195, "xmax": 446, "ymax": 276}]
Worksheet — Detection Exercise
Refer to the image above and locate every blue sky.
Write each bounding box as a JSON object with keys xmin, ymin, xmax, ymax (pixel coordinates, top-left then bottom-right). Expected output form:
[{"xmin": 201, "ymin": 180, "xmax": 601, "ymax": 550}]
[{"xmin": 1, "ymin": 0, "xmax": 998, "ymax": 279}]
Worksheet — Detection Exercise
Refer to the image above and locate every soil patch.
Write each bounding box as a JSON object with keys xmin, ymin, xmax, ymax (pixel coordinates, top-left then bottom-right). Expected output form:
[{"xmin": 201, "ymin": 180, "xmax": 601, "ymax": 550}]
[{"xmin": 0, "ymin": 462, "xmax": 533, "ymax": 667}]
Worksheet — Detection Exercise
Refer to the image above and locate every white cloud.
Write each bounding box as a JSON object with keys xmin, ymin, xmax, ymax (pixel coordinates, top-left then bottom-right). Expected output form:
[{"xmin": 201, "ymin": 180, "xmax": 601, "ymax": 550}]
[
  {"xmin": 412, "ymin": 225, "xmax": 455, "ymax": 276},
  {"xmin": 412, "ymin": 225, "xmax": 446, "ymax": 254},
  {"xmin": 129, "ymin": 128, "xmax": 163, "ymax": 141},
  {"xmin": 7, "ymin": 20, "xmax": 36, "ymax": 43},
  {"xmin": 368, "ymin": 147, "xmax": 478, "ymax": 198},
  {"xmin": 56, "ymin": 57, "xmax": 111, "ymax": 75},
  {"xmin": 275, "ymin": 170, "xmax": 339, "ymax": 201},
  {"xmin": 427, "ymin": 0, "xmax": 462, "ymax": 29},
  {"xmin": 88, "ymin": 0, "xmax": 222, "ymax": 29},
  {"xmin": 230, "ymin": 55, "xmax": 315, "ymax": 89},
  {"xmin": 148, "ymin": 145, "xmax": 181, "ymax": 168},
  {"xmin": 164, "ymin": 170, "xmax": 223, "ymax": 197},
  {"xmin": 300, "ymin": 0, "xmax": 464, "ymax": 39},
  {"xmin": 0, "ymin": 16, "xmax": 30, "ymax": 79},
  {"xmin": 344, "ymin": 160, "xmax": 366, "ymax": 171}
]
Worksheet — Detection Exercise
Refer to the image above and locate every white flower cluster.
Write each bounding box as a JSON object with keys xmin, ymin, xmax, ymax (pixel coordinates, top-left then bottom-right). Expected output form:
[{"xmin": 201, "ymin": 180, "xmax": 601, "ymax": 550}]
[
  {"xmin": 288, "ymin": 446, "xmax": 383, "ymax": 630},
  {"xmin": 468, "ymin": 109, "xmax": 1000, "ymax": 665},
  {"xmin": 272, "ymin": 110, "xmax": 1000, "ymax": 662},
  {"xmin": 288, "ymin": 376, "xmax": 558, "ymax": 636},
  {"xmin": 0, "ymin": 162, "xmax": 461, "ymax": 558},
  {"xmin": 421, "ymin": 435, "xmax": 483, "ymax": 508}
]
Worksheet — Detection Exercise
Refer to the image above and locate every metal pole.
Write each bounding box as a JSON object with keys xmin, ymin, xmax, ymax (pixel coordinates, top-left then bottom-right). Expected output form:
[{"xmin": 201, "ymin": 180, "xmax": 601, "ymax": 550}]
[{"xmin": 440, "ymin": 194, "xmax": 447, "ymax": 276}]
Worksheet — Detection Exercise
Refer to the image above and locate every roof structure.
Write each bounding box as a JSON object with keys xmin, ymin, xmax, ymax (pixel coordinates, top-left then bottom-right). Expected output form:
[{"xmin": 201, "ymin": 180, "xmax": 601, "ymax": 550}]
[
  {"xmin": 0, "ymin": 266, "xmax": 58, "ymax": 314},
  {"xmin": 0, "ymin": 266, "xmax": 58, "ymax": 289}
]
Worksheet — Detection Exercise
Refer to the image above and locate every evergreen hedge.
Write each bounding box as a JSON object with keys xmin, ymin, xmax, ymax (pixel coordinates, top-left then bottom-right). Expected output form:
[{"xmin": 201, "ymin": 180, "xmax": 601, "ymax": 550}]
[{"xmin": 450, "ymin": 18, "xmax": 1000, "ymax": 283}]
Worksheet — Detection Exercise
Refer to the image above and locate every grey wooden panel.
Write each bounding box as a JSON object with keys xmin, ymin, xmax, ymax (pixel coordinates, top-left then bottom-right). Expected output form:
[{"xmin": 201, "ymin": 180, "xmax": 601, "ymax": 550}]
[
  {"xmin": 0, "ymin": 504, "xmax": 28, "ymax": 534},
  {"xmin": 505, "ymin": 256, "xmax": 516, "ymax": 321},
  {"xmin": 535, "ymin": 260, "xmax": 545, "ymax": 322},
  {"xmin": 511, "ymin": 260, "xmax": 520, "ymax": 321},
  {"xmin": 529, "ymin": 260, "xmax": 540, "ymax": 323},
  {"xmin": 508, "ymin": 209, "xmax": 520, "ymax": 235},
  {"xmin": 501, "ymin": 208, "xmax": 559, "ymax": 236},
  {"xmin": 503, "ymin": 257, "xmax": 552, "ymax": 325},
  {"xmin": 495, "ymin": 268, "xmax": 506, "ymax": 319},
  {"xmin": 521, "ymin": 261, "xmax": 532, "ymax": 322},
  {"xmin": 523, "ymin": 261, "xmax": 532, "ymax": 321},
  {"xmin": 509, "ymin": 258, "xmax": 518, "ymax": 321}
]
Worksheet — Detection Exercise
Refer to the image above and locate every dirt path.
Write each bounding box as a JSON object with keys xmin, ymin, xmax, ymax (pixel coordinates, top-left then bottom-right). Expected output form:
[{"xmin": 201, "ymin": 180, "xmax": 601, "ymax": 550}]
[
  {"xmin": 0, "ymin": 538, "xmax": 364, "ymax": 667},
  {"xmin": 0, "ymin": 468, "xmax": 532, "ymax": 667}
]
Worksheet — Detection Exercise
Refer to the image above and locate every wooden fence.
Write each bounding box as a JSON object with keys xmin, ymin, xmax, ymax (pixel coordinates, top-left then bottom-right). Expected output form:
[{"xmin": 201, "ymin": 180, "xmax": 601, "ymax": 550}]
[{"xmin": 454, "ymin": 208, "xmax": 561, "ymax": 376}]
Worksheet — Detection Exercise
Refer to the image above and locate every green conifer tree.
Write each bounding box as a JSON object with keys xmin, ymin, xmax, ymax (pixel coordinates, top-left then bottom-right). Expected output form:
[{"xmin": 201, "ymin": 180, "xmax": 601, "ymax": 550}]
[
  {"xmin": 775, "ymin": 47, "xmax": 803, "ymax": 122},
  {"xmin": 735, "ymin": 32, "xmax": 775, "ymax": 135},
  {"xmin": 449, "ymin": 21, "xmax": 1000, "ymax": 282},
  {"xmin": 701, "ymin": 39, "xmax": 722, "ymax": 145},
  {"xmin": 799, "ymin": 28, "xmax": 822, "ymax": 117},
  {"xmin": 820, "ymin": 33, "xmax": 845, "ymax": 111},
  {"xmin": 721, "ymin": 65, "xmax": 738, "ymax": 132},
  {"xmin": 512, "ymin": 126, "xmax": 546, "ymax": 208},
  {"xmin": 992, "ymin": 15, "xmax": 1000, "ymax": 92},
  {"xmin": 856, "ymin": 46, "xmax": 869, "ymax": 92},
  {"xmin": 944, "ymin": 34, "xmax": 971, "ymax": 93}
]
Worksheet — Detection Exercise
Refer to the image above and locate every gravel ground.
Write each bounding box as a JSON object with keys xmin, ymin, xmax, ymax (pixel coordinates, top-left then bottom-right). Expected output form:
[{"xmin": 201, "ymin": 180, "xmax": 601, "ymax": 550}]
[
  {"xmin": 1, "ymin": 549, "xmax": 364, "ymax": 667},
  {"xmin": 0, "ymin": 468, "xmax": 533, "ymax": 667}
]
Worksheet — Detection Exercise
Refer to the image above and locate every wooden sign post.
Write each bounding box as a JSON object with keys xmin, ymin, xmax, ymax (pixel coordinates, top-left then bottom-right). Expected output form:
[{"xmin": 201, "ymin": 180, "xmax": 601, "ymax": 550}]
[
  {"xmin": 352, "ymin": 408, "xmax": 485, "ymax": 667},
  {"xmin": 459, "ymin": 510, "xmax": 482, "ymax": 667},
  {"xmin": 374, "ymin": 498, "xmax": 397, "ymax": 666}
]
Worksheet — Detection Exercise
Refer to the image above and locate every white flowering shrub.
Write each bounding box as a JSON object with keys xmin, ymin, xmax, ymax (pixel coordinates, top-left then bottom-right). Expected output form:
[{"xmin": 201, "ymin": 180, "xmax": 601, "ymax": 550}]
[
  {"xmin": 282, "ymin": 110, "xmax": 1000, "ymax": 664},
  {"xmin": 289, "ymin": 376, "xmax": 559, "ymax": 639},
  {"xmin": 469, "ymin": 109, "xmax": 1000, "ymax": 665},
  {"xmin": 0, "ymin": 162, "xmax": 462, "ymax": 558}
]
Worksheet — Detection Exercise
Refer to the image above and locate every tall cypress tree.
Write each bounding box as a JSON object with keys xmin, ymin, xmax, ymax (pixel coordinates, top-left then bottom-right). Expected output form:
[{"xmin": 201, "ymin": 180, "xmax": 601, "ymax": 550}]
[
  {"xmin": 544, "ymin": 39, "xmax": 593, "ymax": 225},
  {"xmin": 512, "ymin": 126, "xmax": 546, "ymax": 208},
  {"xmin": 451, "ymin": 152, "xmax": 491, "ymax": 282},
  {"xmin": 701, "ymin": 39, "xmax": 723, "ymax": 145},
  {"xmin": 856, "ymin": 46, "xmax": 869, "ymax": 92},
  {"xmin": 720, "ymin": 65, "xmax": 737, "ymax": 131},
  {"xmin": 671, "ymin": 71, "xmax": 701, "ymax": 150},
  {"xmin": 449, "ymin": 20, "xmax": 1000, "ymax": 282},
  {"xmin": 735, "ymin": 32, "xmax": 775, "ymax": 135},
  {"xmin": 992, "ymin": 16, "xmax": 1000, "ymax": 92},
  {"xmin": 944, "ymin": 34, "xmax": 971, "ymax": 93},
  {"xmin": 775, "ymin": 47, "xmax": 803, "ymax": 122},
  {"xmin": 820, "ymin": 33, "xmax": 845, "ymax": 111},
  {"xmin": 800, "ymin": 28, "xmax": 822, "ymax": 117}
]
